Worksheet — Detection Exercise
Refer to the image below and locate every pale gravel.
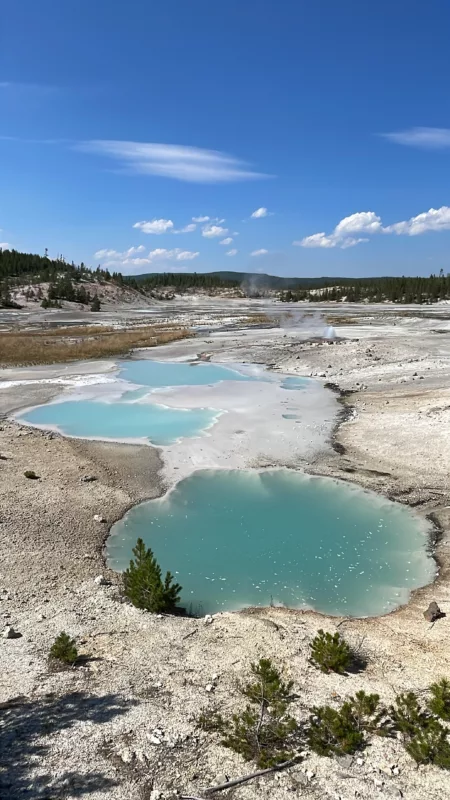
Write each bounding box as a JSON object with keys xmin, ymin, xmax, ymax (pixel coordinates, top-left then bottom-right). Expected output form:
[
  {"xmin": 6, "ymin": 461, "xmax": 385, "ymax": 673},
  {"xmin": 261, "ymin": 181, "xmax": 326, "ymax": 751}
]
[{"xmin": 1, "ymin": 303, "xmax": 450, "ymax": 799}]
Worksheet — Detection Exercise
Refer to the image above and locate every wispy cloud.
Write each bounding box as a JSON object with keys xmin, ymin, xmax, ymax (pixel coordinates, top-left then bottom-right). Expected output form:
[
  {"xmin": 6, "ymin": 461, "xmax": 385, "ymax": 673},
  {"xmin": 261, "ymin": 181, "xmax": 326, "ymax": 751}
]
[
  {"xmin": 250, "ymin": 207, "xmax": 272, "ymax": 219},
  {"xmin": 78, "ymin": 140, "xmax": 271, "ymax": 184},
  {"xmin": 173, "ymin": 223, "xmax": 197, "ymax": 234},
  {"xmin": 251, "ymin": 248, "xmax": 269, "ymax": 256},
  {"xmin": 296, "ymin": 206, "xmax": 450, "ymax": 249},
  {"xmin": 381, "ymin": 127, "xmax": 450, "ymax": 149},
  {"xmin": 202, "ymin": 224, "xmax": 228, "ymax": 238},
  {"xmin": 94, "ymin": 246, "xmax": 145, "ymax": 260},
  {"xmin": 219, "ymin": 237, "xmax": 233, "ymax": 245},
  {"xmin": 192, "ymin": 215, "xmax": 210, "ymax": 223},
  {"xmin": 0, "ymin": 242, "xmax": 11, "ymax": 250},
  {"xmin": 226, "ymin": 249, "xmax": 238, "ymax": 257},
  {"xmin": 95, "ymin": 246, "xmax": 199, "ymax": 272},
  {"xmin": 133, "ymin": 219, "xmax": 174, "ymax": 234}
]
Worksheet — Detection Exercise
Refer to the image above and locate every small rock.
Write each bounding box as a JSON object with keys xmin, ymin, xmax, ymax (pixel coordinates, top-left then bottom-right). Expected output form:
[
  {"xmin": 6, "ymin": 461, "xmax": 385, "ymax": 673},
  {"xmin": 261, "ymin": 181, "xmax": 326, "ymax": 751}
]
[
  {"xmin": 204, "ymin": 614, "xmax": 213, "ymax": 625},
  {"xmin": 385, "ymin": 789, "xmax": 403, "ymax": 799},
  {"xmin": 94, "ymin": 575, "xmax": 109, "ymax": 586},
  {"xmin": 148, "ymin": 735, "xmax": 162, "ymax": 745},
  {"xmin": 424, "ymin": 601, "xmax": 445, "ymax": 622},
  {"xmin": 356, "ymin": 757, "xmax": 364, "ymax": 766},
  {"xmin": 81, "ymin": 475, "xmax": 97, "ymax": 483},
  {"xmin": 336, "ymin": 755, "xmax": 354, "ymax": 769},
  {"xmin": 205, "ymin": 684, "xmax": 214, "ymax": 693},
  {"xmin": 306, "ymin": 770, "xmax": 315, "ymax": 780},
  {"xmin": 2, "ymin": 626, "xmax": 22, "ymax": 639},
  {"xmin": 93, "ymin": 514, "xmax": 106, "ymax": 523},
  {"xmin": 119, "ymin": 747, "xmax": 134, "ymax": 763},
  {"xmin": 150, "ymin": 792, "xmax": 162, "ymax": 800}
]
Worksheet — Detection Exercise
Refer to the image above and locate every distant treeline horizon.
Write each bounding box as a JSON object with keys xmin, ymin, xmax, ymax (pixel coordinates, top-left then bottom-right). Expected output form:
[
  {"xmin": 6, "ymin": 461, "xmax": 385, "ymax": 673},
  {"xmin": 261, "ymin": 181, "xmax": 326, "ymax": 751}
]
[{"xmin": 1, "ymin": 247, "xmax": 450, "ymax": 305}]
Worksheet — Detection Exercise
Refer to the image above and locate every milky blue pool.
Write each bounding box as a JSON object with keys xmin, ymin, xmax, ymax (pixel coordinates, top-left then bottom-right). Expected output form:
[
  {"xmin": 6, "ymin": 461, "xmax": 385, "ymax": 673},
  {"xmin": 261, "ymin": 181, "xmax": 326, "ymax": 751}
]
[{"xmin": 107, "ymin": 469, "xmax": 434, "ymax": 617}]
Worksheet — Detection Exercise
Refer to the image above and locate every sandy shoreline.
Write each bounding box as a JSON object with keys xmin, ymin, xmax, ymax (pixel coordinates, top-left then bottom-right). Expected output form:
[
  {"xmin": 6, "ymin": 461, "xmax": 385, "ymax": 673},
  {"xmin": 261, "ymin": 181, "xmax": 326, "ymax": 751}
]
[{"xmin": 2, "ymin": 303, "xmax": 450, "ymax": 799}]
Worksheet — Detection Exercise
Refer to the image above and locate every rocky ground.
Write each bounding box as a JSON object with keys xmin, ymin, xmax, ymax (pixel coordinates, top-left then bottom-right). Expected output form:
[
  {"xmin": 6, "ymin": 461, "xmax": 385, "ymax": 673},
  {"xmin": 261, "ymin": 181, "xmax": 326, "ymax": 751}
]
[{"xmin": 1, "ymin": 302, "xmax": 450, "ymax": 800}]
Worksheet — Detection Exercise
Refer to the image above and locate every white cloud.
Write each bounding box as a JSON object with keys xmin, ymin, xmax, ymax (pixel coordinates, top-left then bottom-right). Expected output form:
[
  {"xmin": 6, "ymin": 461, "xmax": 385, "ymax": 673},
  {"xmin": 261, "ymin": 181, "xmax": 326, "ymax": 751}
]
[
  {"xmin": 226, "ymin": 249, "xmax": 238, "ymax": 256},
  {"xmin": 251, "ymin": 249, "xmax": 269, "ymax": 256},
  {"xmin": 133, "ymin": 218, "xmax": 174, "ymax": 234},
  {"xmin": 296, "ymin": 205, "xmax": 450, "ymax": 249},
  {"xmin": 381, "ymin": 127, "xmax": 450, "ymax": 149},
  {"xmin": 295, "ymin": 211, "xmax": 382, "ymax": 249},
  {"xmin": 219, "ymin": 237, "xmax": 233, "ymax": 245},
  {"xmin": 384, "ymin": 206, "xmax": 450, "ymax": 236},
  {"xmin": 173, "ymin": 223, "xmax": 197, "ymax": 234},
  {"xmin": 0, "ymin": 242, "xmax": 10, "ymax": 250},
  {"xmin": 250, "ymin": 207, "xmax": 271, "ymax": 218},
  {"xmin": 94, "ymin": 245, "xmax": 145, "ymax": 260},
  {"xmin": 192, "ymin": 215, "xmax": 210, "ymax": 223},
  {"xmin": 202, "ymin": 224, "xmax": 229, "ymax": 238},
  {"xmin": 78, "ymin": 140, "xmax": 270, "ymax": 183},
  {"xmin": 97, "ymin": 247, "xmax": 200, "ymax": 272}
]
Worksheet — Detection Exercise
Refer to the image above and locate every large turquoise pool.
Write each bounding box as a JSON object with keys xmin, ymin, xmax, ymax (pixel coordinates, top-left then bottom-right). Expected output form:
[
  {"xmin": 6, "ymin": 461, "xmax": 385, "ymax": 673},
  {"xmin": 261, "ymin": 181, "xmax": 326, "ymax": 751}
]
[{"xmin": 107, "ymin": 469, "xmax": 434, "ymax": 617}]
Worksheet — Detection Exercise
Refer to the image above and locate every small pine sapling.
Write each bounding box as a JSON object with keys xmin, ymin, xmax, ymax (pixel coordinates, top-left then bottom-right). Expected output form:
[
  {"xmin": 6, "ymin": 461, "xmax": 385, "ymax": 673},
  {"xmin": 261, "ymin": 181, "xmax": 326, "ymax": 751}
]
[
  {"xmin": 49, "ymin": 632, "xmax": 78, "ymax": 665},
  {"xmin": 221, "ymin": 658, "xmax": 298, "ymax": 769},
  {"xmin": 308, "ymin": 704, "xmax": 364, "ymax": 756},
  {"xmin": 310, "ymin": 629, "xmax": 352, "ymax": 674},
  {"xmin": 405, "ymin": 719, "xmax": 450, "ymax": 768},
  {"xmin": 428, "ymin": 678, "xmax": 450, "ymax": 721},
  {"xmin": 123, "ymin": 538, "xmax": 182, "ymax": 613}
]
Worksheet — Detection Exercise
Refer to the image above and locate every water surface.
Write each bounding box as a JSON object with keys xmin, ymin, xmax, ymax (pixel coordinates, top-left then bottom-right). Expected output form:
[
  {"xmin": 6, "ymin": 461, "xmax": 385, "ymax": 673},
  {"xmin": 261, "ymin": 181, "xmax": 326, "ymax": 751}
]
[{"xmin": 107, "ymin": 469, "xmax": 434, "ymax": 617}]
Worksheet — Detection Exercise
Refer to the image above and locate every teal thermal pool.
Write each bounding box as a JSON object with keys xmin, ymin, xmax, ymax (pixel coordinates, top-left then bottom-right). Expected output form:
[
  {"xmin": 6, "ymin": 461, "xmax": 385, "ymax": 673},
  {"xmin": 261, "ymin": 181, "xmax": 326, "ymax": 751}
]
[
  {"xmin": 17, "ymin": 359, "xmax": 310, "ymax": 446},
  {"xmin": 107, "ymin": 469, "xmax": 435, "ymax": 617},
  {"xmin": 21, "ymin": 399, "xmax": 219, "ymax": 446}
]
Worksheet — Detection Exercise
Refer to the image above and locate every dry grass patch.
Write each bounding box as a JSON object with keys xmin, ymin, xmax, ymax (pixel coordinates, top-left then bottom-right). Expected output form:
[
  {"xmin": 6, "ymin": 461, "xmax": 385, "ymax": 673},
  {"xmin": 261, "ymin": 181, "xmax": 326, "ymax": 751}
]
[{"xmin": 0, "ymin": 326, "xmax": 192, "ymax": 366}]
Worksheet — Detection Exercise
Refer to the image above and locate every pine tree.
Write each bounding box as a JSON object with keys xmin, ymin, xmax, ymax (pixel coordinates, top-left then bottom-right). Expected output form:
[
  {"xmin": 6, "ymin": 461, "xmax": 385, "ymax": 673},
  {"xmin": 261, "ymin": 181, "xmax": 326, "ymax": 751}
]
[
  {"xmin": 221, "ymin": 658, "xmax": 298, "ymax": 768},
  {"xmin": 49, "ymin": 632, "xmax": 78, "ymax": 665},
  {"xmin": 310, "ymin": 629, "xmax": 352, "ymax": 674},
  {"xmin": 428, "ymin": 679, "xmax": 450, "ymax": 721},
  {"xmin": 123, "ymin": 538, "xmax": 182, "ymax": 613},
  {"xmin": 90, "ymin": 294, "xmax": 101, "ymax": 312}
]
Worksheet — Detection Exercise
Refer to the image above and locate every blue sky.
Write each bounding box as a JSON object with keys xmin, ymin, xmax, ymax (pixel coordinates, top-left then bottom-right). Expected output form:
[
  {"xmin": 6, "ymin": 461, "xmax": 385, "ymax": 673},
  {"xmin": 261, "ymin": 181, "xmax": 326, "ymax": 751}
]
[{"xmin": 2, "ymin": 0, "xmax": 450, "ymax": 277}]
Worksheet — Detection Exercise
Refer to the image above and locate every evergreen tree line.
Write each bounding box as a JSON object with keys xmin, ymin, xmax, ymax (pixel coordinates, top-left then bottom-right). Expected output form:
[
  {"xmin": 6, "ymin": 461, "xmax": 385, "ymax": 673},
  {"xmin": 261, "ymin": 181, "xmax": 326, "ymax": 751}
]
[
  {"xmin": 128, "ymin": 271, "xmax": 241, "ymax": 291},
  {"xmin": 280, "ymin": 270, "xmax": 450, "ymax": 304}
]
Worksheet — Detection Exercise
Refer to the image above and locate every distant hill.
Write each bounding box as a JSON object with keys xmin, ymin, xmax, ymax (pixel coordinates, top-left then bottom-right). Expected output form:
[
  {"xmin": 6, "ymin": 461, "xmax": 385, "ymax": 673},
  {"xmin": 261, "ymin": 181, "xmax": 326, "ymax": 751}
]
[{"xmin": 132, "ymin": 270, "xmax": 354, "ymax": 290}]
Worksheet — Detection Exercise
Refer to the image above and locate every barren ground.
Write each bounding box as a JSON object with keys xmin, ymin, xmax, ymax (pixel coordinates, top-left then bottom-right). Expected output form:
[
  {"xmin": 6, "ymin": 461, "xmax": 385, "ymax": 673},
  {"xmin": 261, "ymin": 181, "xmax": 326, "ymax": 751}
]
[{"xmin": 1, "ymin": 301, "xmax": 450, "ymax": 800}]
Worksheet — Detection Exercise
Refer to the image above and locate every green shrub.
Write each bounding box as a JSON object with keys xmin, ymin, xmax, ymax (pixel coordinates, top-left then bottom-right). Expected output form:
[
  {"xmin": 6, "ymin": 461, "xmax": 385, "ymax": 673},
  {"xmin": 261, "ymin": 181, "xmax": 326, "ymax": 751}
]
[
  {"xmin": 310, "ymin": 629, "xmax": 352, "ymax": 674},
  {"xmin": 49, "ymin": 632, "xmax": 78, "ymax": 665},
  {"xmin": 24, "ymin": 470, "xmax": 39, "ymax": 480},
  {"xmin": 428, "ymin": 679, "xmax": 450, "ymax": 721},
  {"xmin": 308, "ymin": 704, "xmax": 364, "ymax": 756},
  {"xmin": 348, "ymin": 690, "xmax": 390, "ymax": 736},
  {"xmin": 391, "ymin": 691, "xmax": 450, "ymax": 768},
  {"xmin": 308, "ymin": 691, "xmax": 389, "ymax": 756},
  {"xmin": 390, "ymin": 692, "xmax": 429, "ymax": 737},
  {"xmin": 405, "ymin": 719, "xmax": 450, "ymax": 768},
  {"xmin": 123, "ymin": 537, "xmax": 182, "ymax": 613},
  {"xmin": 221, "ymin": 658, "xmax": 298, "ymax": 769}
]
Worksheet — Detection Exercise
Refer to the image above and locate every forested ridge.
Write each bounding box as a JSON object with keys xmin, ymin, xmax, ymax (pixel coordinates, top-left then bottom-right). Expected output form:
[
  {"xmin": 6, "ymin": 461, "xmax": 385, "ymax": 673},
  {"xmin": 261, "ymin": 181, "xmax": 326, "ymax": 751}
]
[{"xmin": 1, "ymin": 247, "xmax": 450, "ymax": 306}]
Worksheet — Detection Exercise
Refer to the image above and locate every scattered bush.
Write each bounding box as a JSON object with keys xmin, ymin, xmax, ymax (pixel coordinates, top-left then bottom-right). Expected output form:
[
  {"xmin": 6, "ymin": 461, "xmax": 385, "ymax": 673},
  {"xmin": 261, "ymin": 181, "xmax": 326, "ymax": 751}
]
[
  {"xmin": 429, "ymin": 678, "xmax": 450, "ymax": 721},
  {"xmin": 24, "ymin": 470, "xmax": 39, "ymax": 480},
  {"xmin": 310, "ymin": 629, "xmax": 352, "ymax": 674},
  {"xmin": 123, "ymin": 537, "xmax": 182, "ymax": 613},
  {"xmin": 308, "ymin": 691, "xmax": 390, "ymax": 757},
  {"xmin": 221, "ymin": 658, "xmax": 299, "ymax": 769},
  {"xmin": 391, "ymin": 691, "xmax": 450, "ymax": 768},
  {"xmin": 49, "ymin": 632, "xmax": 78, "ymax": 665},
  {"xmin": 308, "ymin": 704, "xmax": 364, "ymax": 756},
  {"xmin": 90, "ymin": 295, "xmax": 101, "ymax": 312}
]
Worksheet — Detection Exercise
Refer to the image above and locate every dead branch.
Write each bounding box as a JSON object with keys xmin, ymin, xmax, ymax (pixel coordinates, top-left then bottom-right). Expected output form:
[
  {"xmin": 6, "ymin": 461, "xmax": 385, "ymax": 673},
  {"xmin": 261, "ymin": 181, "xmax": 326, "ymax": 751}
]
[{"xmin": 180, "ymin": 757, "xmax": 298, "ymax": 798}]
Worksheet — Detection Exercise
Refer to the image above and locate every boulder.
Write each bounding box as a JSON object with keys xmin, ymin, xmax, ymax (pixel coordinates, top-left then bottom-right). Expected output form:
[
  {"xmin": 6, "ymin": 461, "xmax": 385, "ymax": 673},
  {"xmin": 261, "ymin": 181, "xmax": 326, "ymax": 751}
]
[
  {"xmin": 93, "ymin": 514, "xmax": 106, "ymax": 523},
  {"xmin": 423, "ymin": 601, "xmax": 445, "ymax": 622},
  {"xmin": 2, "ymin": 626, "xmax": 22, "ymax": 639}
]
